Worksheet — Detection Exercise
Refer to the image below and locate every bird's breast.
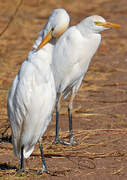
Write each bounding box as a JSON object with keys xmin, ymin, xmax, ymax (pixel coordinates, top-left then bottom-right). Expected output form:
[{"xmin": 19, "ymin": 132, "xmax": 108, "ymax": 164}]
[{"xmin": 79, "ymin": 34, "xmax": 101, "ymax": 67}]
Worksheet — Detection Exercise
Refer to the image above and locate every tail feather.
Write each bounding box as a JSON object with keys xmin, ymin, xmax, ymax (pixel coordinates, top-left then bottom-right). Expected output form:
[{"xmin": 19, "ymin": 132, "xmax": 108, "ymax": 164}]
[
  {"xmin": 23, "ymin": 145, "xmax": 35, "ymax": 159},
  {"xmin": 11, "ymin": 130, "xmax": 20, "ymax": 158},
  {"xmin": 12, "ymin": 132, "xmax": 35, "ymax": 159}
]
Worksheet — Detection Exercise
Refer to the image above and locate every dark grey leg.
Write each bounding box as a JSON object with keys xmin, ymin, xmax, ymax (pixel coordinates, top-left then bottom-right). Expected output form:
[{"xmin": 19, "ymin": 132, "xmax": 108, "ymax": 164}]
[
  {"xmin": 17, "ymin": 145, "xmax": 28, "ymax": 173},
  {"xmin": 37, "ymin": 138, "xmax": 50, "ymax": 174},
  {"xmin": 68, "ymin": 106, "xmax": 73, "ymax": 140},
  {"xmin": 53, "ymin": 104, "xmax": 62, "ymax": 143},
  {"xmin": 20, "ymin": 146, "xmax": 25, "ymax": 171},
  {"xmin": 20, "ymin": 145, "xmax": 25, "ymax": 171},
  {"xmin": 68, "ymin": 93, "xmax": 78, "ymax": 145},
  {"xmin": 56, "ymin": 109, "xmax": 59, "ymax": 139},
  {"xmin": 40, "ymin": 142, "xmax": 50, "ymax": 174},
  {"xmin": 53, "ymin": 93, "xmax": 69, "ymax": 145}
]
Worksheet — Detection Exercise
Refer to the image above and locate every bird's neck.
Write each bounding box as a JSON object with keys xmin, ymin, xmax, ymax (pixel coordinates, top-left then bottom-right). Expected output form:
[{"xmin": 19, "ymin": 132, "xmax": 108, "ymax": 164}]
[
  {"xmin": 77, "ymin": 25, "xmax": 91, "ymax": 37},
  {"xmin": 77, "ymin": 21, "xmax": 100, "ymax": 37}
]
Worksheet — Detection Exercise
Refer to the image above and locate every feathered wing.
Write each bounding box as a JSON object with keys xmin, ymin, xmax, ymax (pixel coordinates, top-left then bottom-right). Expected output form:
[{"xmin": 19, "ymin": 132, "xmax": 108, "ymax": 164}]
[
  {"xmin": 53, "ymin": 25, "xmax": 101, "ymax": 97},
  {"xmin": 52, "ymin": 27, "xmax": 85, "ymax": 94},
  {"xmin": 7, "ymin": 75, "xmax": 21, "ymax": 157},
  {"xmin": 7, "ymin": 60, "xmax": 56, "ymax": 158}
]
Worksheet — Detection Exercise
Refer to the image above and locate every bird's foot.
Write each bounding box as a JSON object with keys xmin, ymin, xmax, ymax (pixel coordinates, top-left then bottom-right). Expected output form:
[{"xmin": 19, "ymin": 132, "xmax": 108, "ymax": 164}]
[
  {"xmin": 52, "ymin": 137, "xmax": 79, "ymax": 146},
  {"xmin": 37, "ymin": 167, "xmax": 50, "ymax": 175},
  {"xmin": 52, "ymin": 137, "xmax": 70, "ymax": 145},
  {"xmin": 17, "ymin": 168, "xmax": 30, "ymax": 174},
  {"xmin": 69, "ymin": 137, "xmax": 79, "ymax": 146}
]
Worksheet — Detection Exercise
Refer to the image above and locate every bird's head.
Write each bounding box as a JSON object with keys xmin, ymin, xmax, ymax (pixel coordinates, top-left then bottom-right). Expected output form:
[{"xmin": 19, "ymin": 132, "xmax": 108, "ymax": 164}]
[
  {"xmin": 81, "ymin": 15, "xmax": 120, "ymax": 33},
  {"xmin": 37, "ymin": 8, "xmax": 70, "ymax": 50}
]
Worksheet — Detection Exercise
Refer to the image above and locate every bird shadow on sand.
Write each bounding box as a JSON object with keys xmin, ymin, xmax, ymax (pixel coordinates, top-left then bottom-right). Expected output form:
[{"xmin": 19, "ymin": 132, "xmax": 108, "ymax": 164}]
[
  {"xmin": 0, "ymin": 135, "xmax": 11, "ymax": 143},
  {"xmin": 0, "ymin": 163, "xmax": 17, "ymax": 170}
]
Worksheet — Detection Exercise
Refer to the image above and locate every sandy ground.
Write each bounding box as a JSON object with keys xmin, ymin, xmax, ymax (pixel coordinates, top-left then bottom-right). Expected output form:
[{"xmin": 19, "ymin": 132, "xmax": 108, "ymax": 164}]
[{"xmin": 0, "ymin": 0, "xmax": 127, "ymax": 179}]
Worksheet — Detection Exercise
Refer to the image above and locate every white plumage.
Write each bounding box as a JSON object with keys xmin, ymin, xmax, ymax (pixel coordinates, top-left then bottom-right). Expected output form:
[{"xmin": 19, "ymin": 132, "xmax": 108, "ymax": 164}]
[
  {"xmin": 8, "ymin": 50, "xmax": 55, "ymax": 159},
  {"xmin": 52, "ymin": 15, "xmax": 120, "ymax": 145},
  {"xmin": 7, "ymin": 8, "xmax": 70, "ymax": 173}
]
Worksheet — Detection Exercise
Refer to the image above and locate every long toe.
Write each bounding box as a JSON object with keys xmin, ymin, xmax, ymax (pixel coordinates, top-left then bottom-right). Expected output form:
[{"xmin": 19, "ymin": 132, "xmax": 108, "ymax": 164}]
[
  {"xmin": 52, "ymin": 137, "xmax": 72, "ymax": 145},
  {"xmin": 37, "ymin": 168, "xmax": 50, "ymax": 175},
  {"xmin": 17, "ymin": 168, "xmax": 25, "ymax": 173},
  {"xmin": 69, "ymin": 137, "xmax": 79, "ymax": 146},
  {"xmin": 52, "ymin": 137, "xmax": 63, "ymax": 144},
  {"xmin": 17, "ymin": 168, "xmax": 30, "ymax": 174}
]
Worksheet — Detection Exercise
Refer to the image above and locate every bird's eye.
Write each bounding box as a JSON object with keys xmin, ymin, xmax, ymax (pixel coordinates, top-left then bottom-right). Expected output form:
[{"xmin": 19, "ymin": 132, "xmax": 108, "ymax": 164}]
[
  {"xmin": 94, "ymin": 21, "xmax": 103, "ymax": 26},
  {"xmin": 94, "ymin": 21, "xmax": 99, "ymax": 26}
]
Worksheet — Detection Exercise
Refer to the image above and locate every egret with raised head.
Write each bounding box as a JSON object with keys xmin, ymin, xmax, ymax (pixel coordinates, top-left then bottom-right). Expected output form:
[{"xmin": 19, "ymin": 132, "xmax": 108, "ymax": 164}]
[{"xmin": 50, "ymin": 15, "xmax": 120, "ymax": 145}]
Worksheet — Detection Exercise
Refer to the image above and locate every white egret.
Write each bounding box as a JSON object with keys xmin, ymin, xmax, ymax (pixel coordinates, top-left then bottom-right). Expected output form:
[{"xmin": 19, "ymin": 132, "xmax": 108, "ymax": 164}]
[
  {"xmin": 7, "ymin": 8, "xmax": 70, "ymax": 173},
  {"xmin": 50, "ymin": 15, "xmax": 120, "ymax": 145}
]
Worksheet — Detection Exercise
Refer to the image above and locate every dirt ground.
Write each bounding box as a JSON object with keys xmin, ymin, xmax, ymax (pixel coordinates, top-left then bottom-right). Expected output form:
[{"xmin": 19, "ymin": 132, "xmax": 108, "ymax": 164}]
[{"xmin": 0, "ymin": 0, "xmax": 127, "ymax": 179}]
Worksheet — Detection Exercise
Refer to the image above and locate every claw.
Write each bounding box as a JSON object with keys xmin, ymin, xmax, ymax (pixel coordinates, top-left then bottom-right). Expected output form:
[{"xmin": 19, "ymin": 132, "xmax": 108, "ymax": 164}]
[
  {"xmin": 69, "ymin": 137, "xmax": 79, "ymax": 145},
  {"xmin": 52, "ymin": 137, "xmax": 79, "ymax": 146},
  {"xmin": 52, "ymin": 137, "xmax": 70, "ymax": 145},
  {"xmin": 37, "ymin": 167, "xmax": 50, "ymax": 175},
  {"xmin": 17, "ymin": 168, "xmax": 30, "ymax": 174}
]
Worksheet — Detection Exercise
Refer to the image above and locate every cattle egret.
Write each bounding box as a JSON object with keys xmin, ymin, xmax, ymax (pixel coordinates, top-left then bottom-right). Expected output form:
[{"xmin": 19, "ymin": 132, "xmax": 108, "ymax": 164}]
[{"xmin": 51, "ymin": 15, "xmax": 120, "ymax": 145}]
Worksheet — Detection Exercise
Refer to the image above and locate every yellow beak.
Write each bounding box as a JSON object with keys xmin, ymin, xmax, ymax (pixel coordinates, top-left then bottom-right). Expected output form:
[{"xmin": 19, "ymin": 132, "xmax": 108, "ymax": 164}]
[
  {"xmin": 37, "ymin": 30, "xmax": 52, "ymax": 50},
  {"xmin": 95, "ymin": 21, "xmax": 120, "ymax": 28}
]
